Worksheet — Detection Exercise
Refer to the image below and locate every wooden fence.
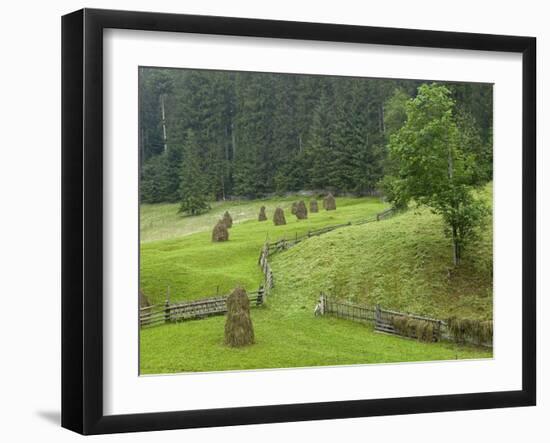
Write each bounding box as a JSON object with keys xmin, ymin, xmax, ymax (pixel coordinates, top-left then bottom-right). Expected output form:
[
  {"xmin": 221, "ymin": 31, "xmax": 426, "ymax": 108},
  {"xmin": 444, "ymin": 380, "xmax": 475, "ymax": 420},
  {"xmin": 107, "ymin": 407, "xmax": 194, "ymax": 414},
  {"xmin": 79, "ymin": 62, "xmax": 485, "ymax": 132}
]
[
  {"xmin": 315, "ymin": 293, "xmax": 492, "ymax": 346},
  {"xmin": 140, "ymin": 289, "xmax": 265, "ymax": 328},
  {"xmin": 318, "ymin": 293, "xmax": 375, "ymax": 322}
]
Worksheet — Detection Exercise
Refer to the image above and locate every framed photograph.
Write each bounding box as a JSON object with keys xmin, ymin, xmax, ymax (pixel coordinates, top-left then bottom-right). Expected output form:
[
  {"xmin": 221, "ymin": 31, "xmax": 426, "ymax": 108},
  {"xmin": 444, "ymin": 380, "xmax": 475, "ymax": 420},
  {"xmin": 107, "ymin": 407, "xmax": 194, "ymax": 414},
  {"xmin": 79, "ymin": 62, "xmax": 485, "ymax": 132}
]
[{"xmin": 62, "ymin": 8, "xmax": 536, "ymax": 435}]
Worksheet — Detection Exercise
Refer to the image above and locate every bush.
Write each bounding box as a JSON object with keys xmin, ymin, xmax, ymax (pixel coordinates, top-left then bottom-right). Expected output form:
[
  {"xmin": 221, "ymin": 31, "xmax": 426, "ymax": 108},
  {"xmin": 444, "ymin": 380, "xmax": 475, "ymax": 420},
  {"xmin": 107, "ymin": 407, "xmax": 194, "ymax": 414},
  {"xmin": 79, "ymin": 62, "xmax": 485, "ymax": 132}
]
[
  {"xmin": 224, "ymin": 287, "xmax": 254, "ymax": 347},
  {"xmin": 212, "ymin": 220, "xmax": 229, "ymax": 242},
  {"xmin": 273, "ymin": 207, "xmax": 286, "ymax": 225}
]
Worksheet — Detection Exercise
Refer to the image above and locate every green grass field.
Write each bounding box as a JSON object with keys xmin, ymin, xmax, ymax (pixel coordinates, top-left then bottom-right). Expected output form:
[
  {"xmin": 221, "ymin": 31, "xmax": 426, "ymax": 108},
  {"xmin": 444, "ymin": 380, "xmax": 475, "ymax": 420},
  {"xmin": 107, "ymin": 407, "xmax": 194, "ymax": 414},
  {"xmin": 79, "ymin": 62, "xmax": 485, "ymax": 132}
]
[
  {"xmin": 140, "ymin": 186, "xmax": 493, "ymax": 374},
  {"xmin": 140, "ymin": 196, "xmax": 388, "ymax": 305}
]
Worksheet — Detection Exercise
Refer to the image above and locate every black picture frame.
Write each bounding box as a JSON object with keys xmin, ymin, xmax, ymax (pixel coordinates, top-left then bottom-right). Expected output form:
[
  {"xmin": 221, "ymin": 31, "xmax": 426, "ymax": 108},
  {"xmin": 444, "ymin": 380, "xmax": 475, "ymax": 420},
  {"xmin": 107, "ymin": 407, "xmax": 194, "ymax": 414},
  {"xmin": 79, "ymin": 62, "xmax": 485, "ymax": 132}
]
[{"xmin": 61, "ymin": 8, "xmax": 536, "ymax": 435}]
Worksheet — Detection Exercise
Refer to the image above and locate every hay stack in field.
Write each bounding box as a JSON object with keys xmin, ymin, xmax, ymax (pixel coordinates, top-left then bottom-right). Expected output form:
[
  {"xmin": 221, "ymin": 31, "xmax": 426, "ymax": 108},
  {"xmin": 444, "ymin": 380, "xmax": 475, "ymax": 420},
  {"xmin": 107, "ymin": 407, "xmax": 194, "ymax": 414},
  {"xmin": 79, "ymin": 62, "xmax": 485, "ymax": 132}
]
[
  {"xmin": 139, "ymin": 290, "xmax": 150, "ymax": 308},
  {"xmin": 258, "ymin": 206, "xmax": 267, "ymax": 221},
  {"xmin": 295, "ymin": 200, "xmax": 308, "ymax": 219},
  {"xmin": 291, "ymin": 201, "xmax": 298, "ymax": 215},
  {"xmin": 324, "ymin": 193, "xmax": 336, "ymax": 211},
  {"xmin": 222, "ymin": 211, "xmax": 233, "ymax": 228},
  {"xmin": 224, "ymin": 287, "xmax": 254, "ymax": 347},
  {"xmin": 273, "ymin": 207, "xmax": 286, "ymax": 225},
  {"xmin": 309, "ymin": 199, "xmax": 319, "ymax": 213},
  {"xmin": 212, "ymin": 220, "xmax": 229, "ymax": 242}
]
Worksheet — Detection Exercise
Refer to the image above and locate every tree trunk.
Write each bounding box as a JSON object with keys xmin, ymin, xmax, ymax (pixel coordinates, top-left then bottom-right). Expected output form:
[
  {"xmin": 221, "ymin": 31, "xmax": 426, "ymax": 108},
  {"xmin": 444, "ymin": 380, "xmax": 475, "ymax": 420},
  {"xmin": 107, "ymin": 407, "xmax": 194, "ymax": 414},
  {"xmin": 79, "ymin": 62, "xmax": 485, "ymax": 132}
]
[
  {"xmin": 452, "ymin": 226, "xmax": 460, "ymax": 266},
  {"xmin": 160, "ymin": 94, "xmax": 168, "ymax": 153}
]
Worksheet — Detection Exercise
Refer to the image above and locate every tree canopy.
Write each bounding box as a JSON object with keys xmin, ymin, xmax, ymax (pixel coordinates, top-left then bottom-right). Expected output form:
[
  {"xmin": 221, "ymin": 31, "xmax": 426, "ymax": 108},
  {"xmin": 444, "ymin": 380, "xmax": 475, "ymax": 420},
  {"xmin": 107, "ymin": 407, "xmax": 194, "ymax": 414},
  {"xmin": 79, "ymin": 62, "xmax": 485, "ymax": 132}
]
[{"xmin": 386, "ymin": 84, "xmax": 489, "ymax": 265}]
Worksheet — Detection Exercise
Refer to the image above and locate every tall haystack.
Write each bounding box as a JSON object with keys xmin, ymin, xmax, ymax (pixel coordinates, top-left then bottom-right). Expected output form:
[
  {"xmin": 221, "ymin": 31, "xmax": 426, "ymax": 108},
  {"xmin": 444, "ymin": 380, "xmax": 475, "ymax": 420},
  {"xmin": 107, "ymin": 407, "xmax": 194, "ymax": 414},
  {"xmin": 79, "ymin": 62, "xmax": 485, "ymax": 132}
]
[
  {"xmin": 291, "ymin": 201, "xmax": 298, "ymax": 215},
  {"xmin": 258, "ymin": 206, "xmax": 267, "ymax": 221},
  {"xmin": 224, "ymin": 287, "xmax": 254, "ymax": 347},
  {"xmin": 139, "ymin": 289, "xmax": 150, "ymax": 308},
  {"xmin": 310, "ymin": 199, "xmax": 319, "ymax": 213},
  {"xmin": 273, "ymin": 207, "xmax": 286, "ymax": 225},
  {"xmin": 324, "ymin": 193, "xmax": 336, "ymax": 211},
  {"xmin": 212, "ymin": 220, "xmax": 229, "ymax": 242},
  {"xmin": 295, "ymin": 200, "xmax": 308, "ymax": 219},
  {"xmin": 222, "ymin": 211, "xmax": 233, "ymax": 228}
]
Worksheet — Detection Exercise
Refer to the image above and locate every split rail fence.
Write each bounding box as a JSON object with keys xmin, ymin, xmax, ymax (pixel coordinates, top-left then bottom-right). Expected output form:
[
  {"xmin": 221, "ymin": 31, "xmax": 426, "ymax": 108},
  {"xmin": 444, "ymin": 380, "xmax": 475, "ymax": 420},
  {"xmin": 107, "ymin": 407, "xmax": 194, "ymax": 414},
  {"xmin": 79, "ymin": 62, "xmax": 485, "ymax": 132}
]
[
  {"xmin": 316, "ymin": 293, "xmax": 491, "ymax": 347},
  {"xmin": 140, "ymin": 289, "xmax": 265, "ymax": 328}
]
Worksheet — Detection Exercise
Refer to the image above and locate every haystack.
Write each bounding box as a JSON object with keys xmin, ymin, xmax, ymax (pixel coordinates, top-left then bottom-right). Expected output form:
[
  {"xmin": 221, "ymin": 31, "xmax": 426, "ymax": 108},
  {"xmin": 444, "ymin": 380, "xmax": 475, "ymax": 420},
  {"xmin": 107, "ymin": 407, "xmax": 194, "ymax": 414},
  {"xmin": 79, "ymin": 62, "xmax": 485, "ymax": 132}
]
[
  {"xmin": 295, "ymin": 200, "xmax": 308, "ymax": 219},
  {"xmin": 224, "ymin": 287, "xmax": 254, "ymax": 347},
  {"xmin": 291, "ymin": 201, "xmax": 298, "ymax": 215},
  {"xmin": 273, "ymin": 207, "xmax": 286, "ymax": 225},
  {"xmin": 212, "ymin": 220, "xmax": 229, "ymax": 242},
  {"xmin": 324, "ymin": 193, "xmax": 336, "ymax": 210},
  {"xmin": 309, "ymin": 199, "xmax": 319, "ymax": 213},
  {"xmin": 222, "ymin": 211, "xmax": 233, "ymax": 228},
  {"xmin": 258, "ymin": 206, "xmax": 267, "ymax": 221},
  {"xmin": 139, "ymin": 289, "xmax": 150, "ymax": 308}
]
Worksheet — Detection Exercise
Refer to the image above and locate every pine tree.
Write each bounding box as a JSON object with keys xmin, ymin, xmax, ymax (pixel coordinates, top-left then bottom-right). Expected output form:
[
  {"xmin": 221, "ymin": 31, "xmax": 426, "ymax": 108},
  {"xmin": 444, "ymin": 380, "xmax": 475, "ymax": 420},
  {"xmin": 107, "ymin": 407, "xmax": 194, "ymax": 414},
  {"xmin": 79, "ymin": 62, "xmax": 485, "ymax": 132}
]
[{"xmin": 178, "ymin": 130, "xmax": 210, "ymax": 216}]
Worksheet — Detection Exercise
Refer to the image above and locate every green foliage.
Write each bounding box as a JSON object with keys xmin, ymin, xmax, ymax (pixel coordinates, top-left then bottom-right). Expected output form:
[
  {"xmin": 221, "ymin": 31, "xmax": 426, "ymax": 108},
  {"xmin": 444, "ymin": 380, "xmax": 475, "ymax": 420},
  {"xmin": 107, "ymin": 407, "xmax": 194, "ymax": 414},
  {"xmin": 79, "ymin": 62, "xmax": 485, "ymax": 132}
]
[{"xmin": 387, "ymin": 84, "xmax": 489, "ymax": 264}]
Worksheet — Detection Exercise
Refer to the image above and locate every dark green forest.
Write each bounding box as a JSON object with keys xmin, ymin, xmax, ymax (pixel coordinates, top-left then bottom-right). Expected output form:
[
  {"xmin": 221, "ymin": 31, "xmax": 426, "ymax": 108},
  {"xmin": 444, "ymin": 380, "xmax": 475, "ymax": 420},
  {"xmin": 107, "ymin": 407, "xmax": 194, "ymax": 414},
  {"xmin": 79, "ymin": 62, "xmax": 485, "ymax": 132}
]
[{"xmin": 139, "ymin": 67, "xmax": 492, "ymax": 204}]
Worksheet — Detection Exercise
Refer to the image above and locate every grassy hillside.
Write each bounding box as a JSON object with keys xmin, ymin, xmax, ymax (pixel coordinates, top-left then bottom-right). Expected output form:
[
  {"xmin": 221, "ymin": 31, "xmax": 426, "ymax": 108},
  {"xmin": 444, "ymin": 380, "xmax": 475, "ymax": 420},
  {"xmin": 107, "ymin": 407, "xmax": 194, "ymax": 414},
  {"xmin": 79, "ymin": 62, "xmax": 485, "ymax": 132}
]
[
  {"xmin": 271, "ymin": 184, "xmax": 493, "ymax": 321},
  {"xmin": 140, "ymin": 196, "xmax": 388, "ymax": 305}
]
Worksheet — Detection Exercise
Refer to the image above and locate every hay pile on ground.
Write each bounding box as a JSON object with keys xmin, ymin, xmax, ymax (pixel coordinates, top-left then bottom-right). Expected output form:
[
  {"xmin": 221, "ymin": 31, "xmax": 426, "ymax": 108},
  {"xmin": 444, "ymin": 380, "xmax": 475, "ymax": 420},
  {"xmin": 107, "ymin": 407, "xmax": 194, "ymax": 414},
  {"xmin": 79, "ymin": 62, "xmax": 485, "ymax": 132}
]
[
  {"xmin": 291, "ymin": 201, "xmax": 298, "ymax": 215},
  {"xmin": 139, "ymin": 290, "xmax": 150, "ymax": 308},
  {"xmin": 273, "ymin": 207, "xmax": 286, "ymax": 225},
  {"xmin": 224, "ymin": 287, "xmax": 254, "ymax": 347},
  {"xmin": 324, "ymin": 193, "xmax": 336, "ymax": 210},
  {"xmin": 391, "ymin": 316, "xmax": 434, "ymax": 343},
  {"xmin": 309, "ymin": 199, "xmax": 319, "ymax": 213},
  {"xmin": 258, "ymin": 206, "xmax": 267, "ymax": 221},
  {"xmin": 222, "ymin": 211, "xmax": 233, "ymax": 228},
  {"xmin": 212, "ymin": 220, "xmax": 229, "ymax": 242},
  {"xmin": 295, "ymin": 200, "xmax": 308, "ymax": 219},
  {"xmin": 446, "ymin": 317, "xmax": 493, "ymax": 345}
]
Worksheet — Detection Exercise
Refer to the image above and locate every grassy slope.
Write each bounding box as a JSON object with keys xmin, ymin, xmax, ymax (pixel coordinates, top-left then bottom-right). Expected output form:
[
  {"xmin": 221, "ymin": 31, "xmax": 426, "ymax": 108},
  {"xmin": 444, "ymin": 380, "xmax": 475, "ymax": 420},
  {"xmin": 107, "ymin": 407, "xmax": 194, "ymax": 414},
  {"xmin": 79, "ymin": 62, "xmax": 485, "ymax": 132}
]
[
  {"xmin": 140, "ymin": 187, "xmax": 492, "ymax": 374},
  {"xmin": 140, "ymin": 196, "xmax": 387, "ymax": 305},
  {"xmin": 272, "ymin": 184, "xmax": 493, "ymax": 321}
]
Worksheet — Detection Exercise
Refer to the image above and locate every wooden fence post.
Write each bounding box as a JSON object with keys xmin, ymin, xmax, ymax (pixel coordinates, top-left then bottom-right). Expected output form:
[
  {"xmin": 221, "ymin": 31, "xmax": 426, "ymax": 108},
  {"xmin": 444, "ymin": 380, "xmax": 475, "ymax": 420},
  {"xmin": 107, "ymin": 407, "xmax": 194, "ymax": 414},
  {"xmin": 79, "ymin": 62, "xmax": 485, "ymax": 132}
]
[
  {"xmin": 258, "ymin": 285, "xmax": 265, "ymax": 305},
  {"xmin": 375, "ymin": 304, "xmax": 381, "ymax": 326},
  {"xmin": 164, "ymin": 299, "xmax": 170, "ymax": 323}
]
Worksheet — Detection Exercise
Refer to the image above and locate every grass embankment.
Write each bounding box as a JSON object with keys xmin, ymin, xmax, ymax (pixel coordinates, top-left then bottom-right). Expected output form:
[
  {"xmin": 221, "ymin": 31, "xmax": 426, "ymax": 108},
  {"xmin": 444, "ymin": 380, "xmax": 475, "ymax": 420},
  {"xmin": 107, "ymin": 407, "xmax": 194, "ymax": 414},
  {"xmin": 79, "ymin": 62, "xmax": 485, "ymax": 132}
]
[
  {"xmin": 272, "ymin": 184, "xmax": 493, "ymax": 321},
  {"xmin": 140, "ymin": 187, "xmax": 492, "ymax": 374}
]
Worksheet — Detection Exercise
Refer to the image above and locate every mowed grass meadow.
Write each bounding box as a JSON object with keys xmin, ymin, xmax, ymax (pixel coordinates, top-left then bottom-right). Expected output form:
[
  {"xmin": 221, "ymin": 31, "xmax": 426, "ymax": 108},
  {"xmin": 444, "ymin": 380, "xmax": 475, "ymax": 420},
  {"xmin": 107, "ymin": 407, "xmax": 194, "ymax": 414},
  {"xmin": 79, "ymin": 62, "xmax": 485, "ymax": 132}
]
[{"xmin": 140, "ymin": 186, "xmax": 493, "ymax": 374}]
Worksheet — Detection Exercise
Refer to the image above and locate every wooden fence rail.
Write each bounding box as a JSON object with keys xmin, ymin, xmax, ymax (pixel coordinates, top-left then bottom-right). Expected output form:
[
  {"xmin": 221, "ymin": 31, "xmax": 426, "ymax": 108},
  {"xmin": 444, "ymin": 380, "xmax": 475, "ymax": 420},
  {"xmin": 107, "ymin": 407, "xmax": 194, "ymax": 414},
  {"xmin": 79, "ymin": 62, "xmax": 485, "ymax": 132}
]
[
  {"xmin": 316, "ymin": 293, "xmax": 491, "ymax": 347},
  {"xmin": 140, "ymin": 289, "xmax": 265, "ymax": 328}
]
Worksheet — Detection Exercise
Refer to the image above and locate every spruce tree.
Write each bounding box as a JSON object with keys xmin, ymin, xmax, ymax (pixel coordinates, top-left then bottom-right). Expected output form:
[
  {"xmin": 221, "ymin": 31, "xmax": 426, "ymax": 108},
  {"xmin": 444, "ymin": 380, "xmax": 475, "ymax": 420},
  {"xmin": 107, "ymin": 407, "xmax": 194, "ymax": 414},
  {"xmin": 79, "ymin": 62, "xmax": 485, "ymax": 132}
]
[{"xmin": 178, "ymin": 130, "xmax": 210, "ymax": 216}]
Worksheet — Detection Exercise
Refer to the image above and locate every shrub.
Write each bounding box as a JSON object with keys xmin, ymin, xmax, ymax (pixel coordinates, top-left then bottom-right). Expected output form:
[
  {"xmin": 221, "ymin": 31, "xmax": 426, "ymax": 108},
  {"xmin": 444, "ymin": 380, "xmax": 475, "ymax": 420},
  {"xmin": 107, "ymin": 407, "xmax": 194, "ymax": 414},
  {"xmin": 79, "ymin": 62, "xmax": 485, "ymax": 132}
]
[
  {"xmin": 224, "ymin": 287, "xmax": 254, "ymax": 347},
  {"xmin": 273, "ymin": 207, "xmax": 286, "ymax": 225}
]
